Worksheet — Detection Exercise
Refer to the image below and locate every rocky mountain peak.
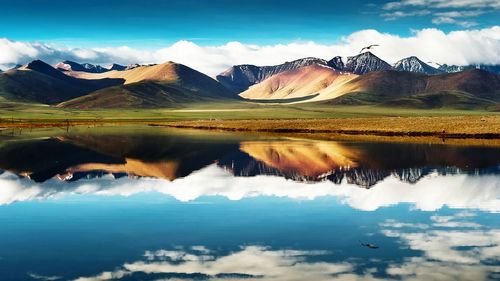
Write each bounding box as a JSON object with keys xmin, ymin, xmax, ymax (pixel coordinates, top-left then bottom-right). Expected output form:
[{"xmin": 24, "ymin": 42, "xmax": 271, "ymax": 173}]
[
  {"xmin": 343, "ymin": 52, "xmax": 392, "ymax": 74},
  {"xmin": 54, "ymin": 60, "xmax": 107, "ymax": 73},
  {"xmin": 394, "ymin": 56, "xmax": 443, "ymax": 75},
  {"xmin": 327, "ymin": 56, "xmax": 344, "ymax": 70},
  {"xmin": 109, "ymin": 63, "xmax": 126, "ymax": 71}
]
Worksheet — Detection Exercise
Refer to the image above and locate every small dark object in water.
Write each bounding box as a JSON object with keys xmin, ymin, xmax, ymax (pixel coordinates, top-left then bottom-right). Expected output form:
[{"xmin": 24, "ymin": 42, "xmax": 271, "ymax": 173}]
[{"xmin": 360, "ymin": 241, "xmax": 379, "ymax": 249}]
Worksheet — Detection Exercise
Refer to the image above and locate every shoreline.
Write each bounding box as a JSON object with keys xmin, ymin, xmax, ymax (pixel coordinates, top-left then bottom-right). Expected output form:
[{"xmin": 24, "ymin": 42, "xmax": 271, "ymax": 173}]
[
  {"xmin": 2, "ymin": 116, "xmax": 500, "ymax": 140},
  {"xmin": 160, "ymin": 116, "xmax": 500, "ymax": 139},
  {"xmin": 163, "ymin": 124, "xmax": 500, "ymax": 139}
]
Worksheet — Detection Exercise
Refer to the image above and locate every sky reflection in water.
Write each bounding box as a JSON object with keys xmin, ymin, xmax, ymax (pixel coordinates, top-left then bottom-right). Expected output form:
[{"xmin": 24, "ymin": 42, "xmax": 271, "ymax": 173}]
[{"xmin": 0, "ymin": 127, "xmax": 498, "ymax": 280}]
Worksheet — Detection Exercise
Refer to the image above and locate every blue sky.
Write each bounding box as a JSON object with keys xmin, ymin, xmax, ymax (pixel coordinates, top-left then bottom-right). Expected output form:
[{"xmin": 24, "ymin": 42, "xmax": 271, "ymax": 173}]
[
  {"xmin": 0, "ymin": 0, "xmax": 498, "ymax": 47},
  {"xmin": 0, "ymin": 0, "xmax": 498, "ymax": 73}
]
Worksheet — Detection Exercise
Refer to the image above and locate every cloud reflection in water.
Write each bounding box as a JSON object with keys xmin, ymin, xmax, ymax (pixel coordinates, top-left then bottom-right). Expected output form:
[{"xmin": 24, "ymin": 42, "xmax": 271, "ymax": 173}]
[
  {"xmin": 1, "ymin": 164, "xmax": 499, "ymax": 212},
  {"xmin": 72, "ymin": 214, "xmax": 500, "ymax": 281}
]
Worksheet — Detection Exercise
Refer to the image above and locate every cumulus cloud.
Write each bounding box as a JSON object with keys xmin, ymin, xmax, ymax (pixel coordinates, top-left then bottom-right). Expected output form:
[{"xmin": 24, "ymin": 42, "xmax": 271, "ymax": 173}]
[{"xmin": 1, "ymin": 26, "xmax": 499, "ymax": 74}]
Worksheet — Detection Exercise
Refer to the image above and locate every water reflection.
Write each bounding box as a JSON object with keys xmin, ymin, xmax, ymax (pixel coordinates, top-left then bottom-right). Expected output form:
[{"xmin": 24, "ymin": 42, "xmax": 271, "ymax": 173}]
[
  {"xmin": 239, "ymin": 140, "xmax": 360, "ymax": 178},
  {"xmin": 0, "ymin": 128, "xmax": 499, "ymax": 280},
  {"xmin": 1, "ymin": 166, "xmax": 499, "ymax": 211},
  {"xmin": 1, "ymin": 129, "xmax": 500, "ymax": 188},
  {"xmin": 66, "ymin": 213, "xmax": 500, "ymax": 281}
]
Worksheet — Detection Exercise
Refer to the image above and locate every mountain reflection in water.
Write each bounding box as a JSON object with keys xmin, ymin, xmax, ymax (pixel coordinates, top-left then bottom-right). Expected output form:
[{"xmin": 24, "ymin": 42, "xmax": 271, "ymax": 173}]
[{"xmin": 1, "ymin": 128, "xmax": 499, "ymax": 187}]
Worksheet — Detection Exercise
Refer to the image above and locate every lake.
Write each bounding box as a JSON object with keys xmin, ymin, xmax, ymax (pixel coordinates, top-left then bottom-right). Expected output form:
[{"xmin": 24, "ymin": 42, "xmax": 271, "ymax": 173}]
[{"xmin": 0, "ymin": 126, "xmax": 499, "ymax": 281}]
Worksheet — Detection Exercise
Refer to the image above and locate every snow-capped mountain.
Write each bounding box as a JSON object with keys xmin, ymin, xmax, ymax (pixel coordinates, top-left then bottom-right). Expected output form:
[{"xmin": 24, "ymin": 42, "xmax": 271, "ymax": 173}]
[
  {"xmin": 439, "ymin": 64, "xmax": 500, "ymax": 74},
  {"xmin": 81, "ymin": 63, "xmax": 107, "ymax": 73},
  {"xmin": 54, "ymin": 60, "xmax": 108, "ymax": 73},
  {"xmin": 438, "ymin": 64, "xmax": 466, "ymax": 73},
  {"xmin": 216, "ymin": 57, "xmax": 329, "ymax": 93},
  {"xmin": 108, "ymin": 63, "xmax": 126, "ymax": 71},
  {"xmin": 393, "ymin": 56, "xmax": 443, "ymax": 75},
  {"xmin": 343, "ymin": 52, "xmax": 392, "ymax": 74},
  {"xmin": 125, "ymin": 63, "xmax": 142, "ymax": 70}
]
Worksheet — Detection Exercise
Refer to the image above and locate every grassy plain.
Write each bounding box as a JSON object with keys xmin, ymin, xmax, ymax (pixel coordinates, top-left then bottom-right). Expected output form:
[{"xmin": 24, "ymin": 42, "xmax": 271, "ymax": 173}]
[{"xmin": 1, "ymin": 101, "xmax": 499, "ymax": 139}]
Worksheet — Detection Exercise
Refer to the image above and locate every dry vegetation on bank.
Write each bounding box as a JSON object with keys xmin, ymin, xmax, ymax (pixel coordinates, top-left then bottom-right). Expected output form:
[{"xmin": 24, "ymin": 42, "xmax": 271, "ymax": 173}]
[{"xmin": 164, "ymin": 116, "xmax": 500, "ymax": 138}]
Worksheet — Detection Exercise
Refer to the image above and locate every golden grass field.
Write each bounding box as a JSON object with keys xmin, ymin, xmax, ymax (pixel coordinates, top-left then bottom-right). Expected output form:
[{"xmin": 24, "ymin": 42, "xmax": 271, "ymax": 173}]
[
  {"xmin": 2, "ymin": 102, "xmax": 500, "ymax": 142},
  {"xmin": 164, "ymin": 116, "xmax": 500, "ymax": 138}
]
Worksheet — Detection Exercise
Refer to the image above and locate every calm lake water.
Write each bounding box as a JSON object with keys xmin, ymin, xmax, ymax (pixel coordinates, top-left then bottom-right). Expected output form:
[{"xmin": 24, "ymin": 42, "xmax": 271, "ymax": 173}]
[{"xmin": 0, "ymin": 126, "xmax": 499, "ymax": 281}]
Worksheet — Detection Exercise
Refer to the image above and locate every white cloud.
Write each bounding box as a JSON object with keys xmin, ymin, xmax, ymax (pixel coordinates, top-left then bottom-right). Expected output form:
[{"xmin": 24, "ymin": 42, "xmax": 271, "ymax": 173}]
[
  {"xmin": 380, "ymin": 1, "xmax": 494, "ymax": 27},
  {"xmin": 384, "ymin": 0, "xmax": 500, "ymax": 10},
  {"xmin": 434, "ymin": 11, "xmax": 485, "ymax": 17},
  {"xmin": 380, "ymin": 219, "xmax": 429, "ymax": 229},
  {"xmin": 431, "ymin": 10, "xmax": 484, "ymax": 27},
  {"xmin": 432, "ymin": 17, "xmax": 478, "ymax": 27},
  {"xmin": 430, "ymin": 214, "xmax": 482, "ymax": 228},
  {"xmin": 382, "ymin": 10, "xmax": 432, "ymax": 20},
  {"xmin": 1, "ymin": 26, "xmax": 499, "ymax": 74}
]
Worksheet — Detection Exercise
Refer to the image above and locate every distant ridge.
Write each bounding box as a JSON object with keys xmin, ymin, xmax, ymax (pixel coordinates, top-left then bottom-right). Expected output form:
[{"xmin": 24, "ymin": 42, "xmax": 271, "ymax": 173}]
[
  {"xmin": 109, "ymin": 64, "xmax": 126, "ymax": 71},
  {"xmin": 439, "ymin": 64, "xmax": 500, "ymax": 74},
  {"xmin": 393, "ymin": 56, "xmax": 443, "ymax": 75},
  {"xmin": 55, "ymin": 60, "xmax": 108, "ymax": 73},
  {"xmin": 328, "ymin": 69, "xmax": 500, "ymax": 109},
  {"xmin": 0, "ymin": 60, "xmax": 123, "ymax": 104}
]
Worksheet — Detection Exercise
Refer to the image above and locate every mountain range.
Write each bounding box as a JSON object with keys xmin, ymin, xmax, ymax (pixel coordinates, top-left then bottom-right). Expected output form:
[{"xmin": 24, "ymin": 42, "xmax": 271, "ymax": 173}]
[
  {"xmin": 217, "ymin": 52, "xmax": 499, "ymax": 94},
  {"xmin": 58, "ymin": 61, "xmax": 234, "ymax": 108},
  {"xmin": 0, "ymin": 52, "xmax": 499, "ymax": 110},
  {"xmin": 55, "ymin": 60, "xmax": 109, "ymax": 73},
  {"xmin": 0, "ymin": 60, "xmax": 123, "ymax": 104}
]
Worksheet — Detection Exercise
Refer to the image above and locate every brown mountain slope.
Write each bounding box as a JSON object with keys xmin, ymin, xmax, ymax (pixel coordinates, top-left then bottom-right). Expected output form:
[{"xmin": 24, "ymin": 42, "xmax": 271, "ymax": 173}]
[
  {"xmin": 329, "ymin": 69, "xmax": 500, "ymax": 108},
  {"xmin": 241, "ymin": 66, "xmax": 500, "ymax": 109},
  {"xmin": 72, "ymin": 61, "xmax": 212, "ymax": 85},
  {"xmin": 59, "ymin": 61, "xmax": 236, "ymax": 108},
  {"xmin": 240, "ymin": 64, "xmax": 358, "ymax": 101},
  {"xmin": 426, "ymin": 69, "xmax": 500, "ymax": 99}
]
